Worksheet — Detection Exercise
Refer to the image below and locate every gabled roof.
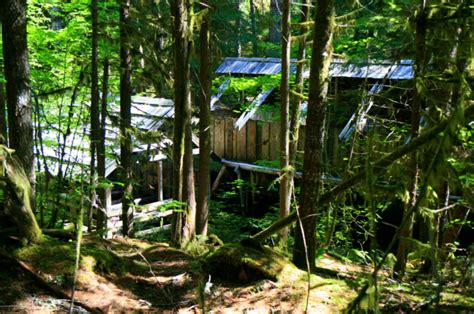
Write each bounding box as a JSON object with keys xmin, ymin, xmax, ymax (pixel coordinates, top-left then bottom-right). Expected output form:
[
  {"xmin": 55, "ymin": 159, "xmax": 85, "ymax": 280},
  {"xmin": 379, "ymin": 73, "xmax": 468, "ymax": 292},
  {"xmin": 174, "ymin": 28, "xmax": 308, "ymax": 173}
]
[{"xmin": 215, "ymin": 57, "xmax": 414, "ymax": 80}]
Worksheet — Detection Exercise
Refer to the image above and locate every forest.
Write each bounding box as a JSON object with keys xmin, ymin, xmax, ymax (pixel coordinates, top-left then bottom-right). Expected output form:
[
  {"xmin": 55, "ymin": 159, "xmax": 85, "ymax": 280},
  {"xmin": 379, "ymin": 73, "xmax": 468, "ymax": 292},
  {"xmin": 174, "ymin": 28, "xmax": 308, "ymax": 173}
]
[{"xmin": 0, "ymin": 0, "xmax": 473, "ymax": 312}]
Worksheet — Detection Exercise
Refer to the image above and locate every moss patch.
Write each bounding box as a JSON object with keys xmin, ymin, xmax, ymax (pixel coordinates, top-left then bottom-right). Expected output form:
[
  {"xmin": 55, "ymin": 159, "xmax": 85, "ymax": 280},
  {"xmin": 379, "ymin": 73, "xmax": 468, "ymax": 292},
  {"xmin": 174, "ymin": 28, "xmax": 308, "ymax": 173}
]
[
  {"xmin": 14, "ymin": 236, "xmax": 126, "ymax": 279},
  {"xmin": 205, "ymin": 243, "xmax": 305, "ymax": 283}
]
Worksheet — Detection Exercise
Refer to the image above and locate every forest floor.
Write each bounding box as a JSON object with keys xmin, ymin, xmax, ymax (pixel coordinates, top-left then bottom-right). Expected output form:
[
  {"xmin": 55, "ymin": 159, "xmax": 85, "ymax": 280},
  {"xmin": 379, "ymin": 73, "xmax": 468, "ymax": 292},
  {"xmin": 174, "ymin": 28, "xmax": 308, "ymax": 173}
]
[{"xmin": 0, "ymin": 235, "xmax": 473, "ymax": 313}]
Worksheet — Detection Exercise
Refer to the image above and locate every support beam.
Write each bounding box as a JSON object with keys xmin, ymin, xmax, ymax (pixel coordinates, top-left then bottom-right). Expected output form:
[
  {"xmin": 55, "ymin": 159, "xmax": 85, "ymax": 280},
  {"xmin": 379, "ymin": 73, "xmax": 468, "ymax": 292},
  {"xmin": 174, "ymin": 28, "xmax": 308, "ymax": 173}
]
[{"xmin": 157, "ymin": 160, "xmax": 163, "ymax": 201}]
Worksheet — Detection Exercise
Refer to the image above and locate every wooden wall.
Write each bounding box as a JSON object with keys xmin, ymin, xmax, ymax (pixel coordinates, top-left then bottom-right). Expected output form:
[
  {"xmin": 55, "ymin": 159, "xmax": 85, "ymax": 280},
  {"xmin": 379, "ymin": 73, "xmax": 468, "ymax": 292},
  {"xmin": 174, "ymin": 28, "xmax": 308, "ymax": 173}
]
[{"xmin": 212, "ymin": 116, "xmax": 306, "ymax": 163}]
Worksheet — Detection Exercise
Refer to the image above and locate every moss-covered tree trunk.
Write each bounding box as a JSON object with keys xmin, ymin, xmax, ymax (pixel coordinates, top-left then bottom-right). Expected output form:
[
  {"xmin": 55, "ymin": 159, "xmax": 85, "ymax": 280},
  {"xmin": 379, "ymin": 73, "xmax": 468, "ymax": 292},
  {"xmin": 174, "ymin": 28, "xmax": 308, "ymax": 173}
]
[
  {"xmin": 119, "ymin": 0, "xmax": 134, "ymax": 237},
  {"xmin": 1, "ymin": 0, "xmax": 34, "ymax": 186},
  {"xmin": 1, "ymin": 148, "xmax": 42, "ymax": 243},
  {"xmin": 0, "ymin": 82, "xmax": 7, "ymax": 143},
  {"xmin": 278, "ymin": 0, "xmax": 291, "ymax": 249},
  {"xmin": 89, "ymin": 0, "xmax": 100, "ymax": 232},
  {"xmin": 292, "ymin": 0, "xmax": 334, "ymax": 270},
  {"xmin": 96, "ymin": 60, "xmax": 109, "ymax": 232},
  {"xmin": 394, "ymin": 0, "xmax": 426, "ymax": 278},
  {"xmin": 171, "ymin": 0, "xmax": 196, "ymax": 244},
  {"xmin": 1, "ymin": 0, "xmax": 42, "ymax": 243},
  {"xmin": 196, "ymin": 1, "xmax": 211, "ymax": 236}
]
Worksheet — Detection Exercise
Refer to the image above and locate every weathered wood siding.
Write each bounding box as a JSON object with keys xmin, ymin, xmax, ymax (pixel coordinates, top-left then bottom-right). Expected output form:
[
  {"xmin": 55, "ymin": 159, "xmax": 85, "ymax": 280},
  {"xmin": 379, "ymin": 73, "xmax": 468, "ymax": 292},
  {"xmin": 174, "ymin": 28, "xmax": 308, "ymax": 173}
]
[{"xmin": 212, "ymin": 116, "xmax": 306, "ymax": 163}]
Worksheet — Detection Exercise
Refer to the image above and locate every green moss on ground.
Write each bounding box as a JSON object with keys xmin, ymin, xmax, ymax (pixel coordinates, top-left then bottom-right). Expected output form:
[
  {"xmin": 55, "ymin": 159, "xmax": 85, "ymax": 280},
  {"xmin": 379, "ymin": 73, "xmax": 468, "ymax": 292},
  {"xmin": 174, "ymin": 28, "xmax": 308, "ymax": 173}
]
[
  {"xmin": 15, "ymin": 236, "xmax": 126, "ymax": 279},
  {"xmin": 205, "ymin": 242, "xmax": 307, "ymax": 283}
]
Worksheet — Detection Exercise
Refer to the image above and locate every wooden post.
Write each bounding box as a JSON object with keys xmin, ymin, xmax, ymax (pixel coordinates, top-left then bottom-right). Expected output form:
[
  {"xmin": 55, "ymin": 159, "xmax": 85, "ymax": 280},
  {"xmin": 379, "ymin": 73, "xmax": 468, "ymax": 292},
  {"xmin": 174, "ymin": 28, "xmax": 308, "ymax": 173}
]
[
  {"xmin": 211, "ymin": 165, "xmax": 227, "ymax": 192},
  {"xmin": 157, "ymin": 160, "xmax": 163, "ymax": 201},
  {"xmin": 104, "ymin": 187, "xmax": 112, "ymax": 238}
]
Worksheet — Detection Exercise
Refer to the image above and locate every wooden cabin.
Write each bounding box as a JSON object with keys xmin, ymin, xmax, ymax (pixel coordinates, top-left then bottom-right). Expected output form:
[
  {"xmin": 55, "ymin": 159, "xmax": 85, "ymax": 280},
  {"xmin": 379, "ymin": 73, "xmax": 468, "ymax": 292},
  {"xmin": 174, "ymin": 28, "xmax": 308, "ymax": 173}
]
[
  {"xmin": 210, "ymin": 57, "xmax": 414, "ymax": 167},
  {"xmin": 36, "ymin": 96, "xmax": 198, "ymax": 236}
]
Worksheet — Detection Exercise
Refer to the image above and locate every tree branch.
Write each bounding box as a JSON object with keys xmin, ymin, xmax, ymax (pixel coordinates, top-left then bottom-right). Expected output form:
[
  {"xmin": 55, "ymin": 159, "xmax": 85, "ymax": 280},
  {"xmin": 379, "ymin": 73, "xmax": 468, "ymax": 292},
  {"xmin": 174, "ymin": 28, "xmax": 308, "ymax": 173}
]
[{"xmin": 252, "ymin": 105, "xmax": 474, "ymax": 242}]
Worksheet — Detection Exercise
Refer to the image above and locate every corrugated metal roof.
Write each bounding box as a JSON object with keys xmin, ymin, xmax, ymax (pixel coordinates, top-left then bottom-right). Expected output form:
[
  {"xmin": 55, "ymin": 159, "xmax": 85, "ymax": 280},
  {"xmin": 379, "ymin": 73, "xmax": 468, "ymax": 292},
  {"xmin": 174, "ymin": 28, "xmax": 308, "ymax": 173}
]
[
  {"xmin": 215, "ymin": 57, "xmax": 297, "ymax": 75},
  {"xmin": 37, "ymin": 96, "xmax": 174, "ymax": 177},
  {"xmin": 322, "ymin": 59, "xmax": 413, "ymax": 80},
  {"xmin": 215, "ymin": 57, "xmax": 413, "ymax": 80}
]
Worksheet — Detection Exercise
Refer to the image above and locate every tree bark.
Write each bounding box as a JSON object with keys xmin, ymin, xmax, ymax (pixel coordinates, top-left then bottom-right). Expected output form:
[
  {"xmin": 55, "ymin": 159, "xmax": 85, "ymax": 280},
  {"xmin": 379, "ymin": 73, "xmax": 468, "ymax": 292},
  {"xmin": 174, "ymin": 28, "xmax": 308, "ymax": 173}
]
[
  {"xmin": 96, "ymin": 60, "xmax": 109, "ymax": 232},
  {"xmin": 89, "ymin": 0, "xmax": 100, "ymax": 233},
  {"xmin": 1, "ymin": 149, "xmax": 42, "ymax": 243},
  {"xmin": 1, "ymin": 0, "xmax": 34, "ymax": 195},
  {"xmin": 171, "ymin": 0, "xmax": 196, "ymax": 244},
  {"xmin": 269, "ymin": 0, "xmax": 282, "ymax": 44},
  {"xmin": 196, "ymin": 3, "xmax": 211, "ymax": 236},
  {"xmin": 1, "ymin": 0, "xmax": 42, "ymax": 243},
  {"xmin": 120, "ymin": 0, "xmax": 134, "ymax": 237},
  {"xmin": 249, "ymin": 0, "xmax": 258, "ymax": 56},
  {"xmin": 278, "ymin": 0, "xmax": 291, "ymax": 249},
  {"xmin": 394, "ymin": 0, "xmax": 426, "ymax": 278},
  {"xmin": 0, "ymin": 82, "xmax": 7, "ymax": 143},
  {"xmin": 235, "ymin": 0, "xmax": 242, "ymax": 57},
  {"xmin": 292, "ymin": 0, "xmax": 335, "ymax": 270},
  {"xmin": 289, "ymin": 0, "xmax": 309, "ymax": 168}
]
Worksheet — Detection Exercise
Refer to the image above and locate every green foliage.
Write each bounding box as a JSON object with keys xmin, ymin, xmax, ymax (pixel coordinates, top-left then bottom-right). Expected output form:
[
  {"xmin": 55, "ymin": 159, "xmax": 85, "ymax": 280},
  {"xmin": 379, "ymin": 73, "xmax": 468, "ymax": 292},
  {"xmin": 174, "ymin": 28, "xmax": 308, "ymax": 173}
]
[
  {"xmin": 208, "ymin": 201, "xmax": 250, "ymax": 242},
  {"xmin": 334, "ymin": 0, "xmax": 414, "ymax": 61}
]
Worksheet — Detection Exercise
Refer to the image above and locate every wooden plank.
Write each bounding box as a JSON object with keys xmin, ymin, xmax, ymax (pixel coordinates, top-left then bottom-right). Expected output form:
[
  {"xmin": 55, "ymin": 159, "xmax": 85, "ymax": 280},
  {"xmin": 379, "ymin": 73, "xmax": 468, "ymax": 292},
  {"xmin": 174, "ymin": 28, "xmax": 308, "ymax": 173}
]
[
  {"xmin": 157, "ymin": 160, "xmax": 163, "ymax": 201},
  {"xmin": 269, "ymin": 122, "xmax": 280, "ymax": 160},
  {"xmin": 135, "ymin": 224, "xmax": 171, "ymax": 237},
  {"xmin": 214, "ymin": 118, "xmax": 225, "ymax": 156},
  {"xmin": 232, "ymin": 120, "xmax": 238, "ymax": 160},
  {"xmin": 108, "ymin": 199, "xmax": 173, "ymax": 218},
  {"xmin": 256, "ymin": 121, "xmax": 262, "ymax": 160},
  {"xmin": 225, "ymin": 117, "xmax": 234, "ymax": 159},
  {"xmin": 246, "ymin": 120, "xmax": 257, "ymax": 161},
  {"xmin": 261, "ymin": 122, "xmax": 270, "ymax": 160},
  {"xmin": 211, "ymin": 118, "xmax": 216, "ymax": 153},
  {"xmin": 211, "ymin": 165, "xmax": 227, "ymax": 192},
  {"xmin": 220, "ymin": 159, "xmax": 341, "ymax": 183},
  {"xmin": 237, "ymin": 123, "xmax": 247, "ymax": 161}
]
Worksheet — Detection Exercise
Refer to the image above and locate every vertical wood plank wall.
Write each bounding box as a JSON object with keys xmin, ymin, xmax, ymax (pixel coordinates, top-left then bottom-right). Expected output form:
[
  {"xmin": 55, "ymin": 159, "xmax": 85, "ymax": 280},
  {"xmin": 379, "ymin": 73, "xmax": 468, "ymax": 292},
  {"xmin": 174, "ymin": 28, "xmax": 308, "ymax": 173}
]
[{"xmin": 212, "ymin": 116, "xmax": 306, "ymax": 163}]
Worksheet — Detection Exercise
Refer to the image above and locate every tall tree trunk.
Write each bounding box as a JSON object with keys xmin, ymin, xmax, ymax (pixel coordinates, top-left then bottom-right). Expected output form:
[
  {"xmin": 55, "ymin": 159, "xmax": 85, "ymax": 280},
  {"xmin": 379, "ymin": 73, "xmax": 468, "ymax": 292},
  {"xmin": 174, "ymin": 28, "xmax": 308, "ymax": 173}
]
[
  {"xmin": 394, "ymin": 0, "xmax": 426, "ymax": 278},
  {"xmin": 235, "ymin": 0, "xmax": 242, "ymax": 57},
  {"xmin": 292, "ymin": 0, "xmax": 334, "ymax": 270},
  {"xmin": 196, "ymin": 3, "xmax": 211, "ymax": 236},
  {"xmin": 0, "ymin": 82, "xmax": 7, "ymax": 143},
  {"xmin": 269, "ymin": 0, "xmax": 282, "ymax": 44},
  {"xmin": 249, "ymin": 0, "xmax": 258, "ymax": 56},
  {"xmin": 120, "ymin": 0, "xmax": 134, "ymax": 237},
  {"xmin": 96, "ymin": 60, "xmax": 109, "ymax": 232},
  {"xmin": 1, "ymin": 0, "xmax": 42, "ymax": 243},
  {"xmin": 2, "ymin": 0, "xmax": 34, "ymax": 199},
  {"xmin": 278, "ymin": 0, "xmax": 291, "ymax": 249},
  {"xmin": 289, "ymin": 0, "xmax": 310, "ymax": 187},
  {"xmin": 89, "ymin": 0, "xmax": 100, "ymax": 233},
  {"xmin": 171, "ymin": 0, "xmax": 196, "ymax": 244}
]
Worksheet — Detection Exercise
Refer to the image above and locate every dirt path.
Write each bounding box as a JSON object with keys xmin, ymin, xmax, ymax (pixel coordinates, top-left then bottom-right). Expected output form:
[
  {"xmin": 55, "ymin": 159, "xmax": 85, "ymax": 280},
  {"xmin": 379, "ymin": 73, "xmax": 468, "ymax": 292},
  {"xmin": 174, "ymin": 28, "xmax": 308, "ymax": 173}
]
[{"xmin": 2, "ymin": 236, "xmax": 473, "ymax": 313}]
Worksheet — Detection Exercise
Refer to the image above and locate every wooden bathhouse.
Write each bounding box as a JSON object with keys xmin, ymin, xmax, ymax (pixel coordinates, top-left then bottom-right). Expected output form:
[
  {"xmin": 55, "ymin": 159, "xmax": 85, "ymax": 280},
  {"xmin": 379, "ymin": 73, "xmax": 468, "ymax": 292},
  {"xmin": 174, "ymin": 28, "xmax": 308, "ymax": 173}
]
[{"xmin": 210, "ymin": 57, "xmax": 414, "ymax": 166}]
